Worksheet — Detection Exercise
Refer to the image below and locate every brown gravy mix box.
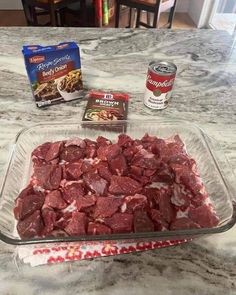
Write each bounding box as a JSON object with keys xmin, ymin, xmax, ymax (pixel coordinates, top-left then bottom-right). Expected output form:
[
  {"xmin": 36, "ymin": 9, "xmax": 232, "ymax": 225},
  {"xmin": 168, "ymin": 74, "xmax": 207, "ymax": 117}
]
[
  {"xmin": 22, "ymin": 42, "xmax": 84, "ymax": 107},
  {"xmin": 83, "ymin": 90, "xmax": 129, "ymax": 121}
]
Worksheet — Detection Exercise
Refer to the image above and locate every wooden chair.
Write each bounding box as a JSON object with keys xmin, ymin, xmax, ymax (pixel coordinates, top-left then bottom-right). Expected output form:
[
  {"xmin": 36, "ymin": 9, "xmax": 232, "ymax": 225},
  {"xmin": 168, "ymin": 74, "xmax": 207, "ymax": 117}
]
[
  {"xmin": 115, "ymin": 0, "xmax": 177, "ymax": 28},
  {"xmin": 21, "ymin": 0, "xmax": 86, "ymax": 26}
]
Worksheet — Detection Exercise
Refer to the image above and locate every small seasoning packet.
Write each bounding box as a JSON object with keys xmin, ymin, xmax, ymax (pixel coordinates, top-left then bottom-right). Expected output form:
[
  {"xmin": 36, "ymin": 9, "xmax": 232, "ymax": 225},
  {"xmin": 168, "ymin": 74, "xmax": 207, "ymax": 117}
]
[
  {"xmin": 82, "ymin": 90, "xmax": 129, "ymax": 122},
  {"xmin": 22, "ymin": 42, "xmax": 84, "ymax": 108}
]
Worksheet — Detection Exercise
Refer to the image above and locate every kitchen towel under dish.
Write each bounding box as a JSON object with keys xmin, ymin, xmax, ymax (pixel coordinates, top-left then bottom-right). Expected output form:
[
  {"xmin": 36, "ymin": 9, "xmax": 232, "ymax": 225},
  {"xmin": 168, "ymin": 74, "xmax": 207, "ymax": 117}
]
[{"xmin": 16, "ymin": 239, "xmax": 190, "ymax": 267}]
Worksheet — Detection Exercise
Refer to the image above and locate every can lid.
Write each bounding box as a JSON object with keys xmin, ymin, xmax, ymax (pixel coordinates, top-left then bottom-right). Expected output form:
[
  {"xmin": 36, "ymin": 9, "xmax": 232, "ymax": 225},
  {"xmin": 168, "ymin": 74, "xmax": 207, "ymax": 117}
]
[{"xmin": 149, "ymin": 61, "xmax": 177, "ymax": 75}]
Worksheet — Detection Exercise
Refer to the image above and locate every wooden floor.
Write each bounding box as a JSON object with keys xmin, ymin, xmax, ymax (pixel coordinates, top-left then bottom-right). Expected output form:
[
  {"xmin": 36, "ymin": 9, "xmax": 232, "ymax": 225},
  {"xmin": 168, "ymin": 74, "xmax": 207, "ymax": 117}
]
[{"xmin": 0, "ymin": 10, "xmax": 196, "ymax": 29}]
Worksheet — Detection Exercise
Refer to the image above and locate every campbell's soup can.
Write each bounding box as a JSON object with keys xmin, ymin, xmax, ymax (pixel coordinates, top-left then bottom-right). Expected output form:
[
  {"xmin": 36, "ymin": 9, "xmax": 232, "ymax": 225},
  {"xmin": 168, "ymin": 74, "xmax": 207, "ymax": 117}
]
[{"xmin": 144, "ymin": 61, "xmax": 177, "ymax": 109}]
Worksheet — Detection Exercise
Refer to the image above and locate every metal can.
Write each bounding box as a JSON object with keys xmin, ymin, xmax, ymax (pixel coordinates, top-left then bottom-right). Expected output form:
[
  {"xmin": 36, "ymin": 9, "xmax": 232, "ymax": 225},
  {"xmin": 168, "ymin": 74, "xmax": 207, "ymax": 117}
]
[{"xmin": 144, "ymin": 61, "xmax": 177, "ymax": 110}]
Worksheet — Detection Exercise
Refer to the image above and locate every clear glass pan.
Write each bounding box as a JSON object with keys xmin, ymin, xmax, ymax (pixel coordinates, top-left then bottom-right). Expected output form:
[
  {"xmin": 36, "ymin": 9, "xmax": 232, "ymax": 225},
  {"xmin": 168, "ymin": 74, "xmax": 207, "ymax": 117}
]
[{"xmin": 0, "ymin": 120, "xmax": 235, "ymax": 245}]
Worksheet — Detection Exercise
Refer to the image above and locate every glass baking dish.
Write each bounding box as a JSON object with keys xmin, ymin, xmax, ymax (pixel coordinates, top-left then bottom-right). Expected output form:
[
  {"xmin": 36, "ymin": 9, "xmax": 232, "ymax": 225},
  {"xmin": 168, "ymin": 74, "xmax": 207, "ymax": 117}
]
[{"xmin": 0, "ymin": 120, "xmax": 235, "ymax": 245}]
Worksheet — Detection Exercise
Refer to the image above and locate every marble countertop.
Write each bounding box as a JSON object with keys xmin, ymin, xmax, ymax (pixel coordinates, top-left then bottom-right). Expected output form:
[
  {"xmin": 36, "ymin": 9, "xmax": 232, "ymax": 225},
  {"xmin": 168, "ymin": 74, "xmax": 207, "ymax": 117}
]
[{"xmin": 0, "ymin": 27, "xmax": 236, "ymax": 295}]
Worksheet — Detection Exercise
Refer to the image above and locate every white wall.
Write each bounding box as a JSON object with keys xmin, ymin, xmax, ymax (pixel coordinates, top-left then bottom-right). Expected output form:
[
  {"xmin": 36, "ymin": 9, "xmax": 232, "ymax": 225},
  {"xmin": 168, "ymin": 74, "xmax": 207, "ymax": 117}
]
[
  {"xmin": 188, "ymin": 0, "xmax": 206, "ymax": 27},
  {"xmin": 0, "ymin": 0, "xmax": 23, "ymax": 10},
  {"xmin": 176, "ymin": 0, "xmax": 190, "ymax": 12}
]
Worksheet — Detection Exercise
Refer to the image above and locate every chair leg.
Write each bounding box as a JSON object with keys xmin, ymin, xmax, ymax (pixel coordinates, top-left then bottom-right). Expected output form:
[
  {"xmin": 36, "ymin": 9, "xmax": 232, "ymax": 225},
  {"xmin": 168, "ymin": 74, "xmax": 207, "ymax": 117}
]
[
  {"xmin": 49, "ymin": 2, "xmax": 57, "ymax": 26},
  {"xmin": 80, "ymin": 0, "xmax": 87, "ymax": 26},
  {"xmin": 146, "ymin": 11, "xmax": 151, "ymax": 26},
  {"xmin": 115, "ymin": 1, "xmax": 120, "ymax": 28},
  {"xmin": 128, "ymin": 8, "xmax": 132, "ymax": 28},
  {"xmin": 135, "ymin": 8, "xmax": 141, "ymax": 28},
  {"xmin": 168, "ymin": 0, "xmax": 177, "ymax": 28},
  {"xmin": 31, "ymin": 6, "xmax": 38, "ymax": 26}
]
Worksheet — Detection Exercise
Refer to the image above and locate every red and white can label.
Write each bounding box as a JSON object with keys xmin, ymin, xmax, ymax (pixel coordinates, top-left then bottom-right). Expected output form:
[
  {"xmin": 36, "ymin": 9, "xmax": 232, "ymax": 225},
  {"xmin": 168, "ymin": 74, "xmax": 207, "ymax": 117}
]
[{"xmin": 144, "ymin": 64, "xmax": 176, "ymax": 110}]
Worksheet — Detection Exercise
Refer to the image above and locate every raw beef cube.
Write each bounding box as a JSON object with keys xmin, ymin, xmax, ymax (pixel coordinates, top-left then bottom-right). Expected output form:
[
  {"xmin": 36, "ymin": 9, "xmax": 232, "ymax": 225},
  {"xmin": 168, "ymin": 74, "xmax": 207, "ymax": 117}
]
[
  {"xmin": 83, "ymin": 171, "xmax": 108, "ymax": 196},
  {"xmin": 141, "ymin": 133, "xmax": 158, "ymax": 143},
  {"xmin": 159, "ymin": 189, "xmax": 175, "ymax": 223},
  {"xmin": 14, "ymin": 191, "xmax": 45, "ymax": 220},
  {"xmin": 42, "ymin": 208, "xmax": 56, "ymax": 235},
  {"xmin": 77, "ymin": 194, "xmax": 97, "ymax": 211},
  {"xmin": 97, "ymin": 162, "xmax": 113, "ymax": 182},
  {"xmin": 81, "ymin": 160, "xmax": 94, "ymax": 173},
  {"xmin": 171, "ymin": 164, "xmax": 202, "ymax": 195},
  {"xmin": 142, "ymin": 187, "xmax": 161, "ymax": 208},
  {"xmin": 188, "ymin": 205, "xmax": 219, "ymax": 228},
  {"xmin": 171, "ymin": 183, "xmax": 191, "ymax": 207},
  {"xmin": 170, "ymin": 218, "xmax": 200, "ymax": 230},
  {"xmin": 17, "ymin": 210, "xmax": 44, "ymax": 238},
  {"xmin": 104, "ymin": 213, "xmax": 133, "ymax": 233},
  {"xmin": 149, "ymin": 209, "xmax": 169, "ymax": 230},
  {"xmin": 109, "ymin": 175, "xmax": 142, "ymax": 195},
  {"xmin": 51, "ymin": 230, "xmax": 68, "ymax": 237},
  {"xmin": 16, "ymin": 185, "xmax": 35, "ymax": 199},
  {"xmin": 62, "ymin": 182, "xmax": 85, "ymax": 204},
  {"xmin": 65, "ymin": 138, "xmax": 86, "ymax": 148},
  {"xmin": 167, "ymin": 154, "xmax": 194, "ymax": 167},
  {"xmin": 132, "ymin": 149, "xmax": 160, "ymax": 170},
  {"xmin": 122, "ymin": 194, "xmax": 147, "ymax": 213},
  {"xmin": 85, "ymin": 146, "xmax": 97, "ymax": 158},
  {"xmin": 133, "ymin": 211, "xmax": 154, "ymax": 232},
  {"xmin": 45, "ymin": 141, "xmax": 62, "ymax": 162},
  {"xmin": 64, "ymin": 211, "xmax": 87, "ymax": 236},
  {"xmin": 130, "ymin": 166, "xmax": 143, "ymax": 176},
  {"xmin": 152, "ymin": 162, "xmax": 174, "ymax": 183},
  {"xmin": 149, "ymin": 139, "xmax": 166, "ymax": 155},
  {"xmin": 64, "ymin": 161, "xmax": 83, "ymax": 180},
  {"xmin": 191, "ymin": 192, "xmax": 208, "ymax": 207},
  {"xmin": 34, "ymin": 164, "xmax": 62, "ymax": 190},
  {"xmin": 32, "ymin": 142, "xmax": 51, "ymax": 160},
  {"xmin": 97, "ymin": 144, "xmax": 121, "ymax": 161},
  {"xmin": 96, "ymin": 136, "xmax": 112, "ymax": 147},
  {"xmin": 123, "ymin": 146, "xmax": 139, "ymax": 161},
  {"xmin": 88, "ymin": 222, "xmax": 112, "ymax": 235},
  {"xmin": 117, "ymin": 134, "xmax": 133, "ymax": 147},
  {"xmin": 44, "ymin": 190, "xmax": 67, "ymax": 209},
  {"xmin": 109, "ymin": 154, "xmax": 127, "ymax": 176},
  {"xmin": 143, "ymin": 169, "xmax": 156, "ymax": 177},
  {"xmin": 60, "ymin": 145, "xmax": 84, "ymax": 162},
  {"xmin": 94, "ymin": 196, "xmax": 123, "ymax": 218},
  {"xmin": 55, "ymin": 211, "xmax": 72, "ymax": 229}
]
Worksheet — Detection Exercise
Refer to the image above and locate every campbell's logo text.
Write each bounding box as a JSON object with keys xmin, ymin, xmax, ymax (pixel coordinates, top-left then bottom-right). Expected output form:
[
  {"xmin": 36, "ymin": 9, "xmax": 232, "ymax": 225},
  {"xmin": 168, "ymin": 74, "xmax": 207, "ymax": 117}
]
[
  {"xmin": 29, "ymin": 55, "xmax": 45, "ymax": 64},
  {"xmin": 147, "ymin": 75, "xmax": 175, "ymax": 88}
]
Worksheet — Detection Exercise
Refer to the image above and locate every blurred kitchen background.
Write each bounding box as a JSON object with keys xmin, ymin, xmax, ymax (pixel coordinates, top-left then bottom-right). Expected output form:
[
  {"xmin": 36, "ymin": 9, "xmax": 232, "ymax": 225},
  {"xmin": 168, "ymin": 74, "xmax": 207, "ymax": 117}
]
[{"xmin": 0, "ymin": 0, "xmax": 235, "ymax": 34}]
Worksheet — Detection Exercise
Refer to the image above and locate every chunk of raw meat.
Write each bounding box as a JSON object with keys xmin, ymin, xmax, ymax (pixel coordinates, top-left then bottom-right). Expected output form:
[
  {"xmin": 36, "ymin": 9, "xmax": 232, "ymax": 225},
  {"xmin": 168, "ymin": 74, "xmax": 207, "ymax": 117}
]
[
  {"xmin": 117, "ymin": 134, "xmax": 133, "ymax": 147},
  {"xmin": 109, "ymin": 175, "xmax": 142, "ymax": 195},
  {"xmin": 97, "ymin": 162, "xmax": 113, "ymax": 182},
  {"xmin": 142, "ymin": 187, "xmax": 162, "ymax": 208},
  {"xmin": 132, "ymin": 149, "xmax": 160, "ymax": 170},
  {"xmin": 44, "ymin": 190, "xmax": 67, "ymax": 209},
  {"xmin": 96, "ymin": 136, "xmax": 112, "ymax": 147},
  {"xmin": 34, "ymin": 165, "xmax": 62, "ymax": 190},
  {"xmin": 170, "ymin": 218, "xmax": 200, "ymax": 230},
  {"xmin": 88, "ymin": 222, "xmax": 112, "ymax": 235},
  {"xmin": 171, "ymin": 183, "xmax": 191, "ymax": 207},
  {"xmin": 109, "ymin": 154, "xmax": 127, "ymax": 176},
  {"xmin": 94, "ymin": 196, "xmax": 123, "ymax": 218},
  {"xmin": 130, "ymin": 166, "xmax": 143, "ymax": 176},
  {"xmin": 97, "ymin": 144, "xmax": 121, "ymax": 161},
  {"xmin": 16, "ymin": 185, "xmax": 35, "ymax": 199},
  {"xmin": 122, "ymin": 194, "xmax": 147, "ymax": 213},
  {"xmin": 85, "ymin": 145, "xmax": 97, "ymax": 158},
  {"xmin": 65, "ymin": 138, "xmax": 86, "ymax": 148},
  {"xmin": 104, "ymin": 213, "xmax": 133, "ymax": 233},
  {"xmin": 55, "ymin": 211, "xmax": 72, "ymax": 229},
  {"xmin": 77, "ymin": 194, "xmax": 97, "ymax": 211},
  {"xmin": 60, "ymin": 145, "xmax": 84, "ymax": 162},
  {"xmin": 149, "ymin": 139, "xmax": 166, "ymax": 155},
  {"xmin": 51, "ymin": 230, "xmax": 68, "ymax": 237},
  {"xmin": 159, "ymin": 188, "xmax": 175, "ymax": 223},
  {"xmin": 32, "ymin": 142, "xmax": 51, "ymax": 160},
  {"xmin": 64, "ymin": 161, "xmax": 83, "ymax": 180},
  {"xmin": 149, "ymin": 209, "xmax": 169, "ymax": 230},
  {"xmin": 64, "ymin": 211, "xmax": 87, "ymax": 236},
  {"xmin": 188, "ymin": 205, "xmax": 219, "ymax": 228},
  {"xmin": 62, "ymin": 182, "xmax": 85, "ymax": 204},
  {"xmin": 42, "ymin": 208, "xmax": 56, "ymax": 235},
  {"xmin": 133, "ymin": 211, "xmax": 154, "ymax": 232},
  {"xmin": 14, "ymin": 192, "xmax": 45, "ymax": 220},
  {"xmin": 152, "ymin": 162, "xmax": 174, "ymax": 183},
  {"xmin": 83, "ymin": 171, "xmax": 108, "ymax": 196},
  {"xmin": 17, "ymin": 210, "xmax": 44, "ymax": 238},
  {"xmin": 123, "ymin": 146, "xmax": 139, "ymax": 162},
  {"xmin": 171, "ymin": 164, "xmax": 202, "ymax": 195},
  {"xmin": 45, "ymin": 141, "xmax": 62, "ymax": 162}
]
